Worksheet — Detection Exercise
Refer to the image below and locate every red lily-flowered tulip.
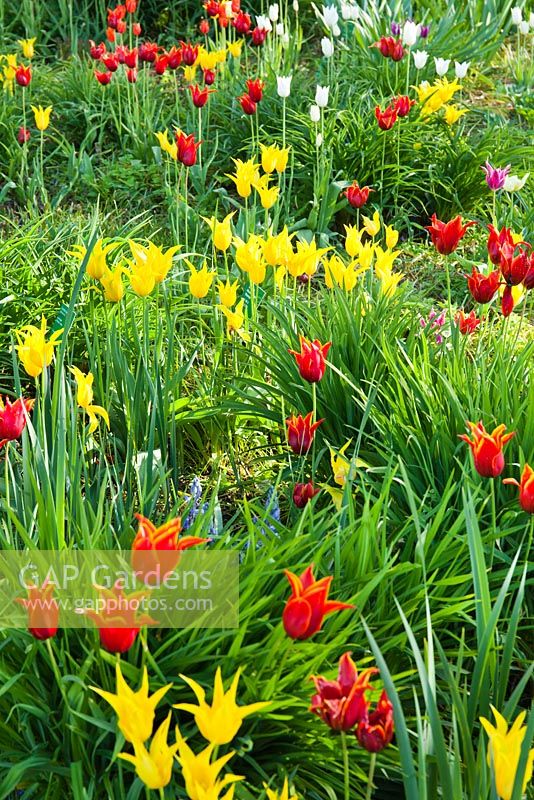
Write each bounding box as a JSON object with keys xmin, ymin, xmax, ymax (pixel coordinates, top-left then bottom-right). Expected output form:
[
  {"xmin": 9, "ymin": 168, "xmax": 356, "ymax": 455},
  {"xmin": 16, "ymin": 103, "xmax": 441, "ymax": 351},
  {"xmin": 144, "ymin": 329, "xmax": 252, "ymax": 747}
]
[
  {"xmin": 124, "ymin": 47, "xmax": 138, "ymax": 68},
  {"xmin": 167, "ymin": 46, "xmax": 182, "ymax": 69},
  {"xmin": 455, "ymin": 309, "xmax": 482, "ymax": 335},
  {"xmin": 459, "ymin": 421, "xmax": 515, "ymax": 478},
  {"xmin": 138, "ymin": 42, "xmax": 158, "ymax": 62},
  {"xmin": 101, "ymin": 53, "xmax": 119, "ymax": 71},
  {"xmin": 106, "ymin": 26, "xmax": 116, "ymax": 42},
  {"xmin": 199, "ymin": 19, "xmax": 210, "ymax": 34},
  {"xmin": 116, "ymin": 19, "xmax": 127, "ymax": 34},
  {"xmin": 372, "ymin": 36, "xmax": 404, "ymax": 60},
  {"xmin": 234, "ymin": 10, "xmax": 252, "ymax": 34},
  {"xmin": 15, "ymin": 579, "xmax": 58, "ymax": 641},
  {"xmin": 132, "ymin": 22, "xmax": 142, "ymax": 36},
  {"xmin": 89, "ymin": 40, "xmax": 107, "ymax": 59},
  {"xmin": 0, "ymin": 396, "xmax": 34, "ymax": 448},
  {"xmin": 282, "ymin": 564, "xmax": 353, "ymax": 640},
  {"xmin": 393, "ymin": 95, "xmax": 415, "ymax": 117},
  {"xmin": 293, "ymin": 481, "xmax": 320, "ymax": 508},
  {"xmin": 503, "ymin": 464, "xmax": 534, "ymax": 514},
  {"xmin": 203, "ymin": 68, "xmax": 216, "ymax": 85},
  {"xmin": 375, "ymin": 104, "xmax": 397, "ymax": 130},
  {"xmin": 390, "ymin": 40, "xmax": 404, "ymax": 61},
  {"xmin": 107, "ymin": 5, "xmax": 126, "ymax": 29},
  {"xmin": 466, "ymin": 267, "xmax": 500, "ymax": 304},
  {"xmin": 289, "ymin": 336, "xmax": 332, "ymax": 383},
  {"xmin": 487, "ymin": 224, "xmax": 514, "ymax": 265},
  {"xmin": 181, "ymin": 42, "xmax": 199, "ymax": 66},
  {"xmin": 426, "ymin": 214, "xmax": 475, "ymax": 255},
  {"xmin": 126, "ymin": 68, "xmax": 138, "ymax": 83},
  {"xmin": 246, "ymin": 78, "xmax": 264, "ymax": 102},
  {"xmin": 310, "ymin": 652, "xmax": 378, "ymax": 731},
  {"xmin": 94, "ymin": 69, "xmax": 112, "ymax": 84},
  {"xmin": 84, "ymin": 581, "xmax": 157, "ymax": 653},
  {"xmin": 524, "ymin": 254, "xmax": 534, "ymax": 290},
  {"xmin": 204, "ymin": 0, "xmax": 221, "ymax": 16},
  {"xmin": 125, "ymin": 0, "xmax": 137, "ymax": 11},
  {"xmin": 344, "ymin": 181, "xmax": 373, "ymax": 209},
  {"xmin": 115, "ymin": 44, "xmax": 128, "ymax": 64},
  {"xmin": 356, "ymin": 690, "xmax": 394, "ymax": 752},
  {"xmin": 286, "ymin": 412, "xmax": 324, "ymax": 455},
  {"xmin": 17, "ymin": 126, "xmax": 30, "ymax": 144},
  {"xmin": 499, "ymin": 241, "xmax": 531, "ymax": 286},
  {"xmin": 175, "ymin": 131, "xmax": 201, "ymax": 167},
  {"xmin": 501, "ymin": 285, "xmax": 515, "ymax": 317},
  {"xmin": 132, "ymin": 513, "xmax": 205, "ymax": 583},
  {"xmin": 239, "ymin": 93, "xmax": 257, "ymax": 114},
  {"xmin": 250, "ymin": 26, "xmax": 267, "ymax": 46},
  {"xmin": 15, "ymin": 65, "xmax": 32, "ymax": 86},
  {"xmin": 189, "ymin": 84, "xmax": 214, "ymax": 108},
  {"xmin": 154, "ymin": 54, "xmax": 168, "ymax": 75}
]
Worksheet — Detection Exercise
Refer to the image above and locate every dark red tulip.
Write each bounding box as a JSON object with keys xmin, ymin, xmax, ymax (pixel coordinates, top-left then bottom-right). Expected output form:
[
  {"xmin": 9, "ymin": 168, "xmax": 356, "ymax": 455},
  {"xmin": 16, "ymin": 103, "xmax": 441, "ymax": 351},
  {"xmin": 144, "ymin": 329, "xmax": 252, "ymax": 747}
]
[
  {"xmin": 246, "ymin": 78, "xmax": 264, "ymax": 102},
  {"xmin": 101, "ymin": 53, "xmax": 119, "ymax": 71},
  {"xmin": 499, "ymin": 241, "xmax": 530, "ymax": 286},
  {"xmin": 286, "ymin": 412, "xmax": 324, "ymax": 455},
  {"xmin": 89, "ymin": 40, "xmax": 106, "ymax": 59},
  {"xmin": 175, "ymin": 131, "xmax": 201, "ymax": 167},
  {"xmin": 487, "ymin": 224, "xmax": 514, "ymax": 265},
  {"xmin": 344, "ymin": 181, "xmax": 373, "ymax": 208},
  {"xmin": 501, "ymin": 285, "xmax": 515, "ymax": 317},
  {"xmin": 203, "ymin": 68, "xmax": 216, "ymax": 85},
  {"xmin": 189, "ymin": 84, "xmax": 214, "ymax": 108},
  {"xmin": 124, "ymin": 47, "xmax": 138, "ymax": 68},
  {"xmin": 126, "ymin": 67, "xmax": 138, "ymax": 83},
  {"xmin": 138, "ymin": 41, "xmax": 158, "ymax": 62},
  {"xmin": 394, "ymin": 95, "xmax": 415, "ymax": 117},
  {"xmin": 17, "ymin": 126, "xmax": 30, "ymax": 144},
  {"xmin": 167, "ymin": 46, "xmax": 182, "ymax": 69},
  {"xmin": 0, "ymin": 396, "xmax": 34, "ymax": 447},
  {"xmin": 356, "ymin": 690, "xmax": 394, "ymax": 752},
  {"xmin": 234, "ymin": 10, "xmax": 252, "ymax": 34},
  {"xmin": 181, "ymin": 42, "xmax": 199, "ymax": 66},
  {"xmin": 250, "ymin": 26, "xmax": 267, "ymax": 46},
  {"xmin": 310, "ymin": 653, "xmax": 378, "ymax": 731},
  {"xmin": 289, "ymin": 335, "xmax": 331, "ymax": 383},
  {"xmin": 239, "ymin": 93, "xmax": 257, "ymax": 114},
  {"xmin": 293, "ymin": 482, "xmax": 320, "ymax": 508},
  {"xmin": 375, "ymin": 104, "xmax": 397, "ymax": 130},
  {"xmin": 15, "ymin": 65, "xmax": 32, "ymax": 86},
  {"xmin": 154, "ymin": 54, "xmax": 168, "ymax": 75}
]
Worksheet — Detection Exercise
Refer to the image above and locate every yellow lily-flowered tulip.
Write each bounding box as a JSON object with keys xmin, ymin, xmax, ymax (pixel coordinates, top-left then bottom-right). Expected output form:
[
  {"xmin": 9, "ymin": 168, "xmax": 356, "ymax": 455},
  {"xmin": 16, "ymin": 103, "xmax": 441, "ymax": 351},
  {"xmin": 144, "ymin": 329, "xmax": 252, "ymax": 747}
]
[
  {"xmin": 380, "ymin": 270, "xmax": 404, "ymax": 297},
  {"xmin": 31, "ymin": 104, "xmax": 52, "ymax": 131},
  {"xmin": 260, "ymin": 143, "xmax": 290, "ymax": 174},
  {"xmin": 18, "ymin": 38, "xmax": 36, "ymax": 59},
  {"xmin": 129, "ymin": 240, "xmax": 180, "ymax": 284},
  {"xmin": 119, "ymin": 713, "xmax": 178, "ymax": 790},
  {"xmin": 275, "ymin": 265, "xmax": 287, "ymax": 290},
  {"xmin": 155, "ymin": 129, "xmax": 178, "ymax": 160},
  {"xmin": 217, "ymin": 279, "xmax": 239, "ymax": 308},
  {"xmin": 219, "ymin": 300, "xmax": 250, "ymax": 341},
  {"xmin": 69, "ymin": 366, "xmax": 109, "ymax": 433},
  {"xmin": 16, "ymin": 317, "xmax": 62, "ymax": 378},
  {"xmin": 288, "ymin": 239, "xmax": 329, "ymax": 278},
  {"xmin": 323, "ymin": 254, "xmax": 346, "ymax": 289},
  {"xmin": 203, "ymin": 212, "xmax": 234, "ymax": 252},
  {"xmin": 362, "ymin": 210, "xmax": 381, "ymax": 237},
  {"xmin": 480, "ymin": 706, "xmax": 534, "ymax": 800},
  {"xmin": 189, "ymin": 261, "xmax": 216, "ymax": 298},
  {"xmin": 226, "ymin": 158, "xmax": 260, "ymax": 199},
  {"xmin": 330, "ymin": 439, "xmax": 354, "ymax": 486},
  {"xmin": 2, "ymin": 54, "xmax": 18, "ymax": 93},
  {"xmin": 174, "ymin": 667, "xmax": 270, "ymax": 745},
  {"xmin": 356, "ymin": 240, "xmax": 374, "ymax": 270},
  {"xmin": 198, "ymin": 49, "xmax": 219, "ymax": 71},
  {"xmin": 183, "ymin": 65, "xmax": 197, "ymax": 82},
  {"xmin": 443, "ymin": 104, "xmax": 468, "ymax": 125},
  {"xmin": 69, "ymin": 239, "xmax": 120, "ymax": 281},
  {"xmin": 253, "ymin": 175, "xmax": 279, "ymax": 209},
  {"xmin": 176, "ymin": 726, "xmax": 243, "ymax": 800},
  {"xmin": 227, "ymin": 40, "xmax": 243, "ymax": 58},
  {"xmin": 264, "ymin": 778, "xmax": 298, "ymax": 800},
  {"xmin": 91, "ymin": 662, "xmax": 172, "ymax": 743},
  {"xmin": 343, "ymin": 262, "xmax": 367, "ymax": 292},
  {"xmin": 384, "ymin": 225, "xmax": 399, "ymax": 250},
  {"xmin": 234, "ymin": 235, "xmax": 266, "ymax": 283},
  {"xmin": 374, "ymin": 246, "xmax": 400, "ymax": 275},
  {"xmin": 344, "ymin": 224, "xmax": 362, "ymax": 258},
  {"xmin": 263, "ymin": 227, "xmax": 294, "ymax": 266},
  {"xmin": 100, "ymin": 265, "xmax": 128, "ymax": 303}
]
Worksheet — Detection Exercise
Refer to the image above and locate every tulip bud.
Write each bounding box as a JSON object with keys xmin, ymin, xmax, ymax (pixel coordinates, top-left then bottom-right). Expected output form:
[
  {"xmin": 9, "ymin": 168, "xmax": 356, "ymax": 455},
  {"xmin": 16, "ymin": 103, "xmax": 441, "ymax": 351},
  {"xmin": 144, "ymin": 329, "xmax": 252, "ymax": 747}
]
[
  {"xmin": 321, "ymin": 36, "xmax": 334, "ymax": 57},
  {"xmin": 309, "ymin": 104, "xmax": 321, "ymax": 122},
  {"xmin": 315, "ymin": 85, "xmax": 329, "ymax": 108},
  {"xmin": 17, "ymin": 126, "xmax": 30, "ymax": 144},
  {"xmin": 293, "ymin": 481, "xmax": 320, "ymax": 508}
]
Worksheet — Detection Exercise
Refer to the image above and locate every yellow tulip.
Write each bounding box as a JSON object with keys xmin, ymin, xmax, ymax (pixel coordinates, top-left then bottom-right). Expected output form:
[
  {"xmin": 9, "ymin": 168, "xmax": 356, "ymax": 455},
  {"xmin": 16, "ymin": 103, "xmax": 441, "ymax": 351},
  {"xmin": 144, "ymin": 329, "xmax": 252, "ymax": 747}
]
[
  {"xmin": 69, "ymin": 366, "xmax": 109, "ymax": 433},
  {"xmin": 174, "ymin": 667, "xmax": 270, "ymax": 746},
  {"xmin": 189, "ymin": 261, "xmax": 216, "ymax": 298},
  {"xmin": 100, "ymin": 265, "xmax": 127, "ymax": 303},
  {"xmin": 227, "ymin": 40, "xmax": 243, "ymax": 58},
  {"xmin": 380, "ymin": 270, "xmax": 404, "ymax": 297},
  {"xmin": 155, "ymin": 129, "xmax": 178, "ymax": 160},
  {"xmin": 233, "ymin": 235, "xmax": 265, "ymax": 278},
  {"xmin": 198, "ymin": 49, "xmax": 219, "ymax": 71},
  {"xmin": 374, "ymin": 246, "xmax": 400, "ymax": 276},
  {"xmin": 226, "ymin": 158, "xmax": 260, "ymax": 199},
  {"xmin": 262, "ymin": 227, "xmax": 294, "ymax": 267},
  {"xmin": 218, "ymin": 300, "xmax": 249, "ymax": 341},
  {"xmin": 264, "ymin": 778, "xmax": 298, "ymax": 800},
  {"xmin": 31, "ymin": 104, "xmax": 52, "ymax": 131},
  {"xmin": 91, "ymin": 663, "xmax": 172, "ymax": 743},
  {"xmin": 384, "ymin": 224, "xmax": 399, "ymax": 250},
  {"xmin": 344, "ymin": 224, "xmax": 362, "ymax": 258},
  {"xmin": 176, "ymin": 726, "xmax": 243, "ymax": 800},
  {"xmin": 129, "ymin": 240, "xmax": 180, "ymax": 284},
  {"xmin": 288, "ymin": 239, "xmax": 329, "ymax": 278},
  {"xmin": 16, "ymin": 317, "xmax": 62, "ymax": 378},
  {"xmin": 356, "ymin": 240, "xmax": 374, "ymax": 270},
  {"xmin": 443, "ymin": 104, "xmax": 468, "ymax": 125},
  {"xmin": 480, "ymin": 706, "xmax": 534, "ymax": 800},
  {"xmin": 362, "ymin": 210, "xmax": 381, "ymax": 237},
  {"xmin": 330, "ymin": 440, "xmax": 353, "ymax": 486},
  {"xmin": 18, "ymin": 38, "xmax": 36, "ymax": 59},
  {"xmin": 323, "ymin": 254, "xmax": 345, "ymax": 289},
  {"xmin": 69, "ymin": 239, "xmax": 120, "ymax": 281},
  {"xmin": 253, "ymin": 175, "xmax": 279, "ymax": 209},
  {"xmin": 183, "ymin": 65, "xmax": 197, "ymax": 82},
  {"xmin": 119, "ymin": 713, "xmax": 178, "ymax": 790},
  {"xmin": 217, "ymin": 279, "xmax": 239, "ymax": 308},
  {"xmin": 203, "ymin": 212, "xmax": 234, "ymax": 252},
  {"xmin": 260, "ymin": 143, "xmax": 290, "ymax": 174}
]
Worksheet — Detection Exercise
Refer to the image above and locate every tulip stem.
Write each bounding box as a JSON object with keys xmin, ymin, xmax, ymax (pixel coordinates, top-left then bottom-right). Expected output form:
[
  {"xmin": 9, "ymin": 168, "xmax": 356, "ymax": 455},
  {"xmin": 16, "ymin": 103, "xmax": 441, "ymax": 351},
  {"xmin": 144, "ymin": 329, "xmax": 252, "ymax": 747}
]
[
  {"xmin": 158, "ymin": 789, "xmax": 165, "ymax": 799},
  {"xmin": 365, "ymin": 753, "xmax": 377, "ymax": 800},
  {"xmin": 380, "ymin": 133, "xmax": 386, "ymax": 207},
  {"xmin": 341, "ymin": 731, "xmax": 350, "ymax": 800}
]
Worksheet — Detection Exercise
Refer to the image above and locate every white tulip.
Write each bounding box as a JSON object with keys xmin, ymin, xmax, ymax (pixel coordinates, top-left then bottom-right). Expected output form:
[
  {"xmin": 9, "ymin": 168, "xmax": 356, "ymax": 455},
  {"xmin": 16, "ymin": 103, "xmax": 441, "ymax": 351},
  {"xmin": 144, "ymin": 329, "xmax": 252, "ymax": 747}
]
[
  {"xmin": 321, "ymin": 36, "xmax": 334, "ymax": 56},
  {"xmin": 310, "ymin": 104, "xmax": 321, "ymax": 122},
  {"xmin": 293, "ymin": 0, "xmax": 299, "ymax": 10},
  {"xmin": 316, "ymin": 133, "xmax": 323, "ymax": 147},
  {"xmin": 519, "ymin": 19, "xmax": 530, "ymax": 33},
  {"xmin": 256, "ymin": 14, "xmax": 272, "ymax": 31},
  {"xmin": 511, "ymin": 6, "xmax": 522, "ymax": 24},
  {"xmin": 530, "ymin": 11, "xmax": 534, "ymax": 27},
  {"xmin": 341, "ymin": 1, "xmax": 358, "ymax": 20},
  {"xmin": 322, "ymin": 4, "xmax": 339, "ymax": 30},
  {"xmin": 269, "ymin": 3, "xmax": 279, "ymax": 21},
  {"xmin": 503, "ymin": 173, "xmax": 529, "ymax": 192},
  {"xmin": 454, "ymin": 60, "xmax": 470, "ymax": 78},
  {"xmin": 315, "ymin": 85, "xmax": 329, "ymax": 108},
  {"xmin": 412, "ymin": 49, "xmax": 428, "ymax": 69},
  {"xmin": 434, "ymin": 57, "xmax": 450, "ymax": 76},
  {"xmin": 277, "ymin": 75, "xmax": 292, "ymax": 98},
  {"xmin": 282, "ymin": 32, "xmax": 290, "ymax": 45},
  {"xmin": 402, "ymin": 20, "xmax": 418, "ymax": 47},
  {"xmin": 275, "ymin": 22, "xmax": 284, "ymax": 35}
]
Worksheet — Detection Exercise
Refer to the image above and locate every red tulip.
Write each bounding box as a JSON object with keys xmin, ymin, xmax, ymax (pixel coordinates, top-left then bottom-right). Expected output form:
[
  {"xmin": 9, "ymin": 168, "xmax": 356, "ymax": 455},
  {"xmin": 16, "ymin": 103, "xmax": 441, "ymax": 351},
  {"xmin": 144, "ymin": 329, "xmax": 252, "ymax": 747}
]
[
  {"xmin": 391, "ymin": 40, "xmax": 404, "ymax": 61},
  {"xmin": 89, "ymin": 40, "xmax": 106, "ymax": 59},
  {"xmin": 289, "ymin": 336, "xmax": 331, "ymax": 383},
  {"xmin": 250, "ymin": 26, "xmax": 267, "ymax": 46},
  {"xmin": 107, "ymin": 5, "xmax": 126, "ymax": 29},
  {"xmin": 15, "ymin": 65, "xmax": 32, "ymax": 87},
  {"xmin": 356, "ymin": 690, "xmax": 394, "ymax": 752},
  {"xmin": 15, "ymin": 580, "xmax": 58, "ymax": 641},
  {"xmin": 181, "ymin": 42, "xmax": 199, "ymax": 66},
  {"xmin": 175, "ymin": 131, "xmax": 201, "ymax": 167},
  {"xmin": 132, "ymin": 22, "xmax": 142, "ymax": 36},
  {"xmin": 524, "ymin": 254, "xmax": 534, "ymax": 290},
  {"xmin": 101, "ymin": 53, "xmax": 119, "ymax": 71},
  {"xmin": 203, "ymin": 68, "xmax": 216, "ymax": 85},
  {"xmin": 501, "ymin": 285, "xmax": 515, "ymax": 317},
  {"xmin": 503, "ymin": 463, "xmax": 534, "ymax": 514},
  {"xmin": 116, "ymin": 19, "xmax": 127, "ymax": 34},
  {"xmin": 239, "ymin": 93, "xmax": 257, "ymax": 114},
  {"xmin": 115, "ymin": 45, "xmax": 128, "ymax": 64},
  {"xmin": 372, "ymin": 35, "xmax": 403, "ymax": 60},
  {"xmin": 138, "ymin": 42, "xmax": 158, "ymax": 62},
  {"xmin": 344, "ymin": 181, "xmax": 373, "ymax": 208},
  {"xmin": 199, "ymin": 18, "xmax": 210, "ymax": 34},
  {"xmin": 425, "ymin": 214, "xmax": 475, "ymax": 255},
  {"xmin": 126, "ymin": 67, "xmax": 138, "ymax": 83},
  {"xmin": 17, "ymin": 126, "xmax": 30, "ymax": 144},
  {"xmin": 0, "ymin": 396, "xmax": 34, "ymax": 448},
  {"xmin": 217, "ymin": 5, "xmax": 229, "ymax": 27},
  {"xmin": 310, "ymin": 652, "xmax": 378, "ymax": 731},
  {"xmin": 499, "ymin": 241, "xmax": 530, "ymax": 286},
  {"xmin": 167, "ymin": 46, "xmax": 182, "ymax": 69},
  {"xmin": 455, "ymin": 309, "xmax": 482, "ymax": 335},
  {"xmin": 125, "ymin": 0, "xmax": 137, "ymax": 11},
  {"xmin": 286, "ymin": 412, "xmax": 324, "ymax": 455},
  {"xmin": 246, "ymin": 78, "xmax": 264, "ymax": 102},
  {"xmin": 466, "ymin": 267, "xmax": 500, "ymax": 304},
  {"xmin": 94, "ymin": 69, "xmax": 112, "ymax": 84},
  {"xmin": 282, "ymin": 564, "xmax": 353, "ymax": 640},
  {"xmin": 189, "ymin": 84, "xmax": 214, "ymax": 108},
  {"xmin": 375, "ymin": 104, "xmax": 397, "ymax": 130},
  {"xmin": 106, "ymin": 27, "xmax": 116, "ymax": 42},
  {"xmin": 293, "ymin": 482, "xmax": 320, "ymax": 508},
  {"xmin": 154, "ymin": 54, "xmax": 168, "ymax": 75},
  {"xmin": 84, "ymin": 581, "xmax": 157, "ymax": 654},
  {"xmin": 124, "ymin": 47, "xmax": 138, "ymax": 68},
  {"xmin": 204, "ymin": 0, "xmax": 221, "ymax": 16},
  {"xmin": 234, "ymin": 10, "xmax": 252, "ymax": 34},
  {"xmin": 487, "ymin": 224, "xmax": 514, "ymax": 265},
  {"xmin": 394, "ymin": 95, "xmax": 415, "ymax": 117},
  {"xmin": 132, "ymin": 513, "xmax": 205, "ymax": 583},
  {"xmin": 459, "ymin": 421, "xmax": 515, "ymax": 478}
]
